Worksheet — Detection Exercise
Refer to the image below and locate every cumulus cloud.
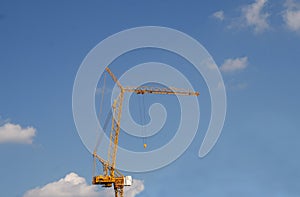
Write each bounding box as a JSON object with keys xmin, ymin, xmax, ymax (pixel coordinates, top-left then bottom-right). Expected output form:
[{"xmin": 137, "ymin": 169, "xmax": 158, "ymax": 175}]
[
  {"xmin": 220, "ymin": 57, "xmax": 248, "ymax": 73},
  {"xmin": 0, "ymin": 123, "xmax": 36, "ymax": 144},
  {"xmin": 100, "ymin": 179, "xmax": 144, "ymax": 197},
  {"xmin": 212, "ymin": 10, "xmax": 225, "ymax": 21},
  {"xmin": 24, "ymin": 172, "xmax": 144, "ymax": 197},
  {"xmin": 124, "ymin": 179, "xmax": 144, "ymax": 197},
  {"xmin": 283, "ymin": 0, "xmax": 300, "ymax": 32},
  {"xmin": 241, "ymin": 0, "xmax": 270, "ymax": 33}
]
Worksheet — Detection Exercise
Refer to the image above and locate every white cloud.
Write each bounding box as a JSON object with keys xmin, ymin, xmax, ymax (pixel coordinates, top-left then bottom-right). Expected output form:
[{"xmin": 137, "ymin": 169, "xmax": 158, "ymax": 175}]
[
  {"xmin": 283, "ymin": 0, "xmax": 300, "ymax": 32},
  {"xmin": 213, "ymin": 10, "xmax": 225, "ymax": 21},
  {"xmin": 0, "ymin": 123, "xmax": 36, "ymax": 144},
  {"xmin": 124, "ymin": 179, "xmax": 144, "ymax": 197},
  {"xmin": 241, "ymin": 0, "xmax": 270, "ymax": 33},
  {"xmin": 24, "ymin": 172, "xmax": 144, "ymax": 197},
  {"xmin": 220, "ymin": 57, "xmax": 248, "ymax": 73}
]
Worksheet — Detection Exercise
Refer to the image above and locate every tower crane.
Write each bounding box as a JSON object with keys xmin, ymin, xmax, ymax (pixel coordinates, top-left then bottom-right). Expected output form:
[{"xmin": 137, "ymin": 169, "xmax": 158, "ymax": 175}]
[{"xmin": 92, "ymin": 67, "xmax": 199, "ymax": 197}]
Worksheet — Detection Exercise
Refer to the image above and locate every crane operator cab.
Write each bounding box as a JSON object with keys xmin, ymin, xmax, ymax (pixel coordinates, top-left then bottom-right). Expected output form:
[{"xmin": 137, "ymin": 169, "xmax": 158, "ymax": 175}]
[{"xmin": 124, "ymin": 176, "xmax": 132, "ymax": 186}]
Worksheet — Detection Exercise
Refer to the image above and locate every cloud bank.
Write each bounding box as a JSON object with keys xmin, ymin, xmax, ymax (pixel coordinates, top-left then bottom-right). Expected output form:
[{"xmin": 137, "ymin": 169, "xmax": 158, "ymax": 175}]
[
  {"xmin": 24, "ymin": 172, "xmax": 144, "ymax": 197},
  {"xmin": 0, "ymin": 123, "xmax": 36, "ymax": 144}
]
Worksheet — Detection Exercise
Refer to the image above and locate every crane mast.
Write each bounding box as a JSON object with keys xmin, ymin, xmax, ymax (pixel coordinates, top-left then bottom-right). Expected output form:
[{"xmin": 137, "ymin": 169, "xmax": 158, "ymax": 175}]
[
  {"xmin": 108, "ymin": 91, "xmax": 124, "ymax": 176},
  {"xmin": 92, "ymin": 67, "xmax": 199, "ymax": 197}
]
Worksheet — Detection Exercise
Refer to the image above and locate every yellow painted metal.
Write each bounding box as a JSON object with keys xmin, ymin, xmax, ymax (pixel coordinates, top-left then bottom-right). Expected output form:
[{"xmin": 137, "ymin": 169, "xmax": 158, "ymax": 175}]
[
  {"xmin": 108, "ymin": 91, "xmax": 124, "ymax": 176},
  {"xmin": 124, "ymin": 86, "xmax": 199, "ymax": 96},
  {"xmin": 93, "ymin": 67, "xmax": 199, "ymax": 197},
  {"xmin": 93, "ymin": 152, "xmax": 124, "ymax": 196},
  {"xmin": 105, "ymin": 67, "xmax": 123, "ymax": 90}
]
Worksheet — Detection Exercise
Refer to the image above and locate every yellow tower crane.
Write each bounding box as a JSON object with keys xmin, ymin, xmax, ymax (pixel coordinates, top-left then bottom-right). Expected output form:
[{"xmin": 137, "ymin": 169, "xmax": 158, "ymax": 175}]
[{"xmin": 92, "ymin": 67, "xmax": 199, "ymax": 197}]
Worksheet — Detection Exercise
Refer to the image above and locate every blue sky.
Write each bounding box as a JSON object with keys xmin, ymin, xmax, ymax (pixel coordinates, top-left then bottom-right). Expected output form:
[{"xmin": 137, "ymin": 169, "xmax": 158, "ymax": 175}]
[{"xmin": 1, "ymin": 0, "xmax": 300, "ymax": 196}]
